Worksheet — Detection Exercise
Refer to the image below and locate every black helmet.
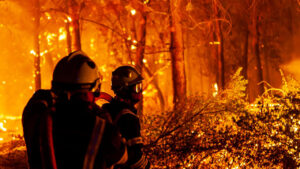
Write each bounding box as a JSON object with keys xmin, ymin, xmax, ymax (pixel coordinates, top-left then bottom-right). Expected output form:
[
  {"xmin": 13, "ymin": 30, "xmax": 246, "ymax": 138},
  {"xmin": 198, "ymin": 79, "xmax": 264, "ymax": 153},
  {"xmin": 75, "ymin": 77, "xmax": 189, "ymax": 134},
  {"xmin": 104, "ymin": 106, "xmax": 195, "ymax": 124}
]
[
  {"xmin": 52, "ymin": 51, "xmax": 101, "ymax": 94},
  {"xmin": 111, "ymin": 66, "xmax": 143, "ymax": 94}
]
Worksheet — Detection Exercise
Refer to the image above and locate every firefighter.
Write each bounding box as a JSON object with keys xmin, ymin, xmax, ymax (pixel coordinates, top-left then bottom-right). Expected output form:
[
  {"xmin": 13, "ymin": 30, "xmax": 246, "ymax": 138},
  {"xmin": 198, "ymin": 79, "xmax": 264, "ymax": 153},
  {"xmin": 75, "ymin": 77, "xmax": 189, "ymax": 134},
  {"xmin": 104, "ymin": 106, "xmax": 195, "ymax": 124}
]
[
  {"xmin": 22, "ymin": 51, "xmax": 127, "ymax": 169},
  {"xmin": 102, "ymin": 66, "xmax": 150, "ymax": 169}
]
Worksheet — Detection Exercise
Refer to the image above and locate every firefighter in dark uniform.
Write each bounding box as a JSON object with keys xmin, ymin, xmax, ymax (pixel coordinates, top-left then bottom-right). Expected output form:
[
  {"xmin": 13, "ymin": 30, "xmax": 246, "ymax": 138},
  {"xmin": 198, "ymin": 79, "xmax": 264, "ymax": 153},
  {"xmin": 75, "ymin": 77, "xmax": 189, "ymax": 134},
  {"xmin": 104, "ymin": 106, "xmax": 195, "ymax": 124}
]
[
  {"xmin": 102, "ymin": 66, "xmax": 150, "ymax": 169},
  {"xmin": 22, "ymin": 51, "xmax": 127, "ymax": 169}
]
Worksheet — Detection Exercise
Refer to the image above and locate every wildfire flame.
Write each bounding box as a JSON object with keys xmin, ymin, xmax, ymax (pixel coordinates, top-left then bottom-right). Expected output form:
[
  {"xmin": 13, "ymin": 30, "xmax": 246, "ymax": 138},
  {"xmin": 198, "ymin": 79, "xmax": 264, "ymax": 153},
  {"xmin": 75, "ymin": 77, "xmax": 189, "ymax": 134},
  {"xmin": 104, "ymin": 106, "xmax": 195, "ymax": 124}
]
[
  {"xmin": 213, "ymin": 83, "xmax": 218, "ymax": 97},
  {"xmin": 0, "ymin": 122, "xmax": 7, "ymax": 132},
  {"xmin": 209, "ymin": 41, "xmax": 220, "ymax": 45},
  {"xmin": 130, "ymin": 9, "xmax": 136, "ymax": 15}
]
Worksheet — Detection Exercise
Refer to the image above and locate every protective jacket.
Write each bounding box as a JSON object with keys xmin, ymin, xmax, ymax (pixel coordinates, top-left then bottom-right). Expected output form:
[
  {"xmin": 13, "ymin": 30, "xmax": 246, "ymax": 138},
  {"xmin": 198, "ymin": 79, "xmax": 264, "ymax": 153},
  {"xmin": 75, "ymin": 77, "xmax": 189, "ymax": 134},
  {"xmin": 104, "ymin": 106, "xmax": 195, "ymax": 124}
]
[
  {"xmin": 102, "ymin": 98, "xmax": 150, "ymax": 169},
  {"xmin": 22, "ymin": 89, "xmax": 127, "ymax": 169}
]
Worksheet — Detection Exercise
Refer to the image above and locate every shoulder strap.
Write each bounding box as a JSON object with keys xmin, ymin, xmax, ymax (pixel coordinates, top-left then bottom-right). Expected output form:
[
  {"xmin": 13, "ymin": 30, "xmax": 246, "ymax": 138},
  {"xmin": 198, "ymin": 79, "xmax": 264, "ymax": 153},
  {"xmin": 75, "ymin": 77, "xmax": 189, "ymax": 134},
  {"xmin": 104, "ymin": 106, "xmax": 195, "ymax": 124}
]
[
  {"xmin": 83, "ymin": 116, "xmax": 106, "ymax": 169},
  {"xmin": 40, "ymin": 108, "xmax": 57, "ymax": 169},
  {"xmin": 38, "ymin": 90, "xmax": 57, "ymax": 169}
]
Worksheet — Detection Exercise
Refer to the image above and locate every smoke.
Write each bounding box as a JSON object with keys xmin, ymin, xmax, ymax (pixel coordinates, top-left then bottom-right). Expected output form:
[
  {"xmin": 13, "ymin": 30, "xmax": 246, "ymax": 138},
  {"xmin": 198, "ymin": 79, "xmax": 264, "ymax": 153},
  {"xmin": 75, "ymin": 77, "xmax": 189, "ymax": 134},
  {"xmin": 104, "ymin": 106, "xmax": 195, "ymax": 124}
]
[{"xmin": 281, "ymin": 59, "xmax": 300, "ymax": 83}]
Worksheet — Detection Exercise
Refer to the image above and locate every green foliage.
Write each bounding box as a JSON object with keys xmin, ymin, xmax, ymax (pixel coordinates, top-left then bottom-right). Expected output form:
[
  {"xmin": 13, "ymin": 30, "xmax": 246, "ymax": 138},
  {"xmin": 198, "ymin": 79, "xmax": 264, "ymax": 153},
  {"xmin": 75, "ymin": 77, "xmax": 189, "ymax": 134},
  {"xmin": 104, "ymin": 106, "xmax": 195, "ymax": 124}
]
[{"xmin": 142, "ymin": 68, "xmax": 300, "ymax": 168}]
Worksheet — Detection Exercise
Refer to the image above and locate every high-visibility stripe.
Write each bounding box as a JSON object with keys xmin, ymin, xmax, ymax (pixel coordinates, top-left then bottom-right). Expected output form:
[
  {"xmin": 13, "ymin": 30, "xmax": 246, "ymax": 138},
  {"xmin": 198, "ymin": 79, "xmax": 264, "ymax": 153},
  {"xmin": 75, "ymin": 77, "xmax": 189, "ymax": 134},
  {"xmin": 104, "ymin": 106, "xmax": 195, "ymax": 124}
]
[
  {"xmin": 127, "ymin": 137, "xmax": 143, "ymax": 146},
  {"xmin": 130, "ymin": 154, "xmax": 148, "ymax": 169},
  {"xmin": 83, "ymin": 117, "xmax": 106, "ymax": 169}
]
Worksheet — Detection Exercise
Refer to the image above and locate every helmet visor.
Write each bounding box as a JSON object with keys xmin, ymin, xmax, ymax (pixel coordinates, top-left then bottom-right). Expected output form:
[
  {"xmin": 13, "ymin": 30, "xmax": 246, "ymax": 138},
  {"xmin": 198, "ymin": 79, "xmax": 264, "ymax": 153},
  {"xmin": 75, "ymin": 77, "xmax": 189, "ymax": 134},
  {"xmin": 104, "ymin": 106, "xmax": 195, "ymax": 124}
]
[{"xmin": 130, "ymin": 83, "xmax": 143, "ymax": 93}]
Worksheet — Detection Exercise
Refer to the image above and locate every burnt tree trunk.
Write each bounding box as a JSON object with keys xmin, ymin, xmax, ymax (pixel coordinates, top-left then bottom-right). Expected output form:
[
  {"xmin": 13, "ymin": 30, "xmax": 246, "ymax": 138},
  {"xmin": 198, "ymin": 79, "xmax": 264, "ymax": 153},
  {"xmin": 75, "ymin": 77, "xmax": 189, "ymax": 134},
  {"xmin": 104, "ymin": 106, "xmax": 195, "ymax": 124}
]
[
  {"xmin": 68, "ymin": 0, "xmax": 81, "ymax": 51},
  {"xmin": 253, "ymin": 6, "xmax": 264, "ymax": 97},
  {"xmin": 243, "ymin": 29, "xmax": 249, "ymax": 80},
  {"xmin": 169, "ymin": 0, "xmax": 187, "ymax": 109},
  {"xmin": 66, "ymin": 21, "xmax": 72, "ymax": 53},
  {"xmin": 243, "ymin": 29, "xmax": 249, "ymax": 100},
  {"xmin": 65, "ymin": 0, "xmax": 72, "ymax": 53},
  {"xmin": 135, "ymin": 1, "xmax": 147, "ymax": 115},
  {"xmin": 213, "ymin": 0, "xmax": 225, "ymax": 90},
  {"xmin": 34, "ymin": 0, "xmax": 41, "ymax": 91},
  {"xmin": 248, "ymin": 4, "xmax": 264, "ymax": 102}
]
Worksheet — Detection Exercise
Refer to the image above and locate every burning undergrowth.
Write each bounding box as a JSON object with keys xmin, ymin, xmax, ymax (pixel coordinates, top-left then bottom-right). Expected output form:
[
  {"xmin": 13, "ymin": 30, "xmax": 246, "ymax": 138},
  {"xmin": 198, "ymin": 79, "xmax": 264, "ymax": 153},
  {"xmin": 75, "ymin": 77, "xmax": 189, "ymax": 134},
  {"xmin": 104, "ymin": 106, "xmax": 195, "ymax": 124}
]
[
  {"xmin": 142, "ymin": 68, "xmax": 300, "ymax": 168},
  {"xmin": 0, "ymin": 136, "xmax": 27, "ymax": 169}
]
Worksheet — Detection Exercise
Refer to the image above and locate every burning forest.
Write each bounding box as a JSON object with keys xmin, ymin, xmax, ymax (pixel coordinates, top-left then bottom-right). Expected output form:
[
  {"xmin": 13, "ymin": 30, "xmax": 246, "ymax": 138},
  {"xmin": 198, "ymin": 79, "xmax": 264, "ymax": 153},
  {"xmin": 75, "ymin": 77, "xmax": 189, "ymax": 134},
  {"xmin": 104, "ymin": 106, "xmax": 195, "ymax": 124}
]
[{"xmin": 0, "ymin": 0, "xmax": 299, "ymax": 168}]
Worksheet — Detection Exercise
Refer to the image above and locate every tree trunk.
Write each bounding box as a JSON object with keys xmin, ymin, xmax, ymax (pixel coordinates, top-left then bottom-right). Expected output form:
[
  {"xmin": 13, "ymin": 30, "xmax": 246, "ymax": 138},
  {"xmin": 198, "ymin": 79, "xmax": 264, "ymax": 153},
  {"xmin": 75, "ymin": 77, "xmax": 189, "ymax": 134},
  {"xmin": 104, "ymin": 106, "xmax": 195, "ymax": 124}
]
[
  {"xmin": 68, "ymin": 0, "xmax": 81, "ymax": 51},
  {"xmin": 169, "ymin": 0, "xmax": 187, "ymax": 109},
  {"xmin": 213, "ymin": 0, "xmax": 225, "ymax": 90},
  {"xmin": 248, "ymin": 4, "xmax": 264, "ymax": 102},
  {"xmin": 243, "ymin": 29, "xmax": 249, "ymax": 80},
  {"xmin": 243, "ymin": 29, "xmax": 249, "ymax": 100},
  {"xmin": 253, "ymin": 8, "xmax": 264, "ymax": 97},
  {"xmin": 135, "ymin": 2, "xmax": 147, "ymax": 115},
  {"xmin": 66, "ymin": 21, "xmax": 72, "ymax": 53},
  {"xmin": 34, "ymin": 0, "xmax": 41, "ymax": 91},
  {"xmin": 65, "ymin": 0, "xmax": 72, "ymax": 53}
]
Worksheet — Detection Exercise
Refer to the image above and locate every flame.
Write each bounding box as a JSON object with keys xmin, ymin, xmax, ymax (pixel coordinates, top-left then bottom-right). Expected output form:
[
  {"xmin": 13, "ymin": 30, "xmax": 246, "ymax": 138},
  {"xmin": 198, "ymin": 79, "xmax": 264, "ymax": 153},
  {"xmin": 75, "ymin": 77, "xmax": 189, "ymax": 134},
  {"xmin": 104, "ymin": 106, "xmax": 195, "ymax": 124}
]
[
  {"xmin": 100, "ymin": 65, "xmax": 107, "ymax": 72},
  {"xmin": 40, "ymin": 50, "xmax": 48, "ymax": 56},
  {"xmin": 131, "ymin": 45, "xmax": 136, "ymax": 50},
  {"xmin": 0, "ymin": 122, "xmax": 7, "ymax": 132},
  {"xmin": 130, "ymin": 9, "xmax": 136, "ymax": 15},
  {"xmin": 30, "ymin": 50, "xmax": 37, "ymax": 56},
  {"xmin": 209, "ymin": 41, "xmax": 220, "ymax": 45},
  {"xmin": 0, "ymin": 115, "xmax": 22, "ymax": 120},
  {"xmin": 45, "ymin": 12, "xmax": 51, "ymax": 20},
  {"xmin": 59, "ymin": 34, "xmax": 66, "ymax": 41},
  {"xmin": 67, "ymin": 16, "xmax": 72, "ymax": 22},
  {"xmin": 213, "ymin": 83, "xmax": 218, "ymax": 97},
  {"xmin": 292, "ymin": 125, "xmax": 298, "ymax": 132}
]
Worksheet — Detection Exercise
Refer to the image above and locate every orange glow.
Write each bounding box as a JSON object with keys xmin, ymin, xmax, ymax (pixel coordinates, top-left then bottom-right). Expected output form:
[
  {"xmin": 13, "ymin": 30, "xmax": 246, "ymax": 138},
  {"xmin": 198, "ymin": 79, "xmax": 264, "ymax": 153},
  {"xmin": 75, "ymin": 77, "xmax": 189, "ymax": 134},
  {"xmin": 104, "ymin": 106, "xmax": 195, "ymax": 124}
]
[
  {"xmin": 67, "ymin": 16, "xmax": 72, "ymax": 22},
  {"xmin": 0, "ymin": 122, "xmax": 7, "ymax": 132},
  {"xmin": 130, "ymin": 9, "xmax": 136, "ymax": 16},
  {"xmin": 209, "ymin": 41, "xmax": 220, "ymax": 45},
  {"xmin": 59, "ymin": 27, "xmax": 66, "ymax": 41},
  {"xmin": 131, "ymin": 45, "xmax": 136, "ymax": 50},
  {"xmin": 45, "ymin": 12, "xmax": 51, "ymax": 20},
  {"xmin": 40, "ymin": 50, "xmax": 48, "ymax": 56},
  {"xmin": 30, "ymin": 50, "xmax": 37, "ymax": 56},
  {"xmin": 0, "ymin": 2, "xmax": 298, "ymax": 168},
  {"xmin": 213, "ymin": 83, "xmax": 218, "ymax": 97}
]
